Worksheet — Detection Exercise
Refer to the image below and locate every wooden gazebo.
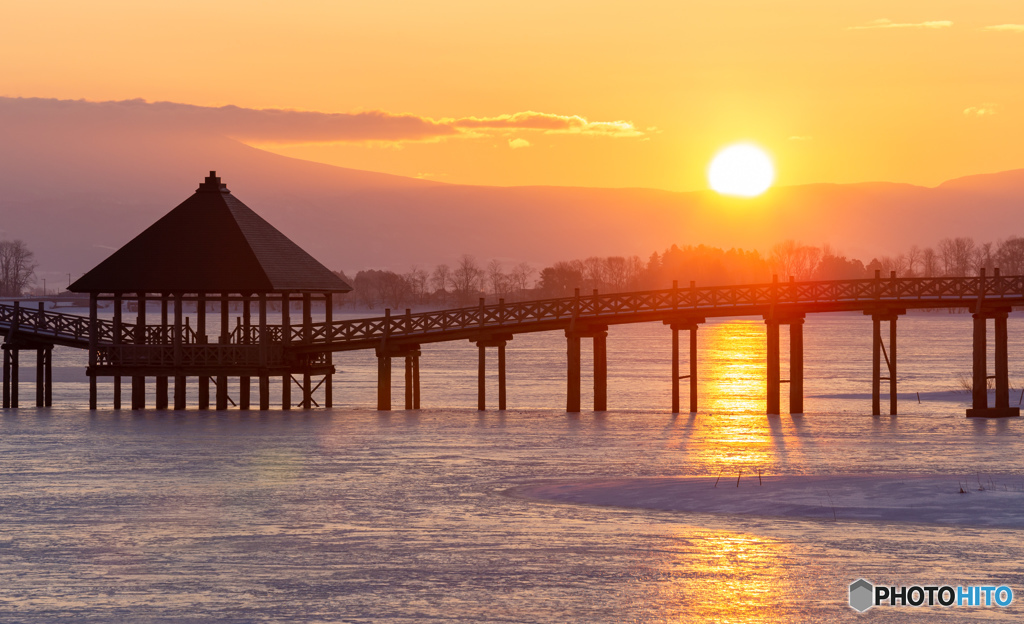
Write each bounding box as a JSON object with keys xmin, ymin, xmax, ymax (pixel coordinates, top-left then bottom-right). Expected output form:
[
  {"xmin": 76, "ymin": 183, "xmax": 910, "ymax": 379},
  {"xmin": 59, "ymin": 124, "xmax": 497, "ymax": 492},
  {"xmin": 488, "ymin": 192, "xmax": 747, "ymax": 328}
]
[{"xmin": 70, "ymin": 172, "xmax": 351, "ymax": 410}]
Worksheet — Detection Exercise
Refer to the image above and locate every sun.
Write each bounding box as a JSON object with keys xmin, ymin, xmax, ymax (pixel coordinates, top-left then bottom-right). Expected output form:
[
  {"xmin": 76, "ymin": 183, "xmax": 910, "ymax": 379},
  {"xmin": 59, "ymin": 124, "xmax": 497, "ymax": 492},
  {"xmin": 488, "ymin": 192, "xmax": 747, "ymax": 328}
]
[{"xmin": 707, "ymin": 144, "xmax": 775, "ymax": 197}]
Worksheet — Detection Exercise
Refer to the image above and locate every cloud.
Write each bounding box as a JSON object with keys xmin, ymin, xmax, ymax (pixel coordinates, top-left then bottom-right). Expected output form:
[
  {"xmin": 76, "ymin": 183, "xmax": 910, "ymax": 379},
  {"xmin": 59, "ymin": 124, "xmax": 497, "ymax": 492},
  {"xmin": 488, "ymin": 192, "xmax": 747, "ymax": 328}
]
[
  {"xmin": 984, "ymin": 24, "xmax": 1024, "ymax": 32},
  {"xmin": 848, "ymin": 18, "xmax": 952, "ymax": 30},
  {"xmin": 452, "ymin": 111, "xmax": 642, "ymax": 137},
  {"xmin": 964, "ymin": 103, "xmax": 997, "ymax": 116},
  {"xmin": 508, "ymin": 138, "xmax": 531, "ymax": 149},
  {"xmin": 0, "ymin": 97, "xmax": 643, "ymax": 146}
]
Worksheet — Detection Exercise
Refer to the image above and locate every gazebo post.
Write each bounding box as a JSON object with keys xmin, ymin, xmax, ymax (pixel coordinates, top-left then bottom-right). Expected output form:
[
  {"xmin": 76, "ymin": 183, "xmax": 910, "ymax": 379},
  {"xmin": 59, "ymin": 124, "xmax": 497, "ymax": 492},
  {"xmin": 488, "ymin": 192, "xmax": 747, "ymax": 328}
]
[
  {"xmin": 173, "ymin": 294, "xmax": 186, "ymax": 409},
  {"xmin": 324, "ymin": 293, "xmax": 333, "ymax": 408},
  {"xmin": 113, "ymin": 293, "xmax": 122, "ymax": 409},
  {"xmin": 132, "ymin": 292, "xmax": 146, "ymax": 409},
  {"xmin": 216, "ymin": 293, "xmax": 229, "ymax": 410},
  {"xmin": 281, "ymin": 292, "xmax": 291, "ymax": 410},
  {"xmin": 240, "ymin": 295, "xmax": 251, "ymax": 410},
  {"xmin": 88, "ymin": 293, "xmax": 98, "ymax": 409},
  {"xmin": 302, "ymin": 292, "xmax": 312, "ymax": 409},
  {"xmin": 197, "ymin": 293, "xmax": 209, "ymax": 409},
  {"xmin": 156, "ymin": 295, "xmax": 169, "ymax": 409},
  {"xmin": 259, "ymin": 293, "xmax": 269, "ymax": 410}
]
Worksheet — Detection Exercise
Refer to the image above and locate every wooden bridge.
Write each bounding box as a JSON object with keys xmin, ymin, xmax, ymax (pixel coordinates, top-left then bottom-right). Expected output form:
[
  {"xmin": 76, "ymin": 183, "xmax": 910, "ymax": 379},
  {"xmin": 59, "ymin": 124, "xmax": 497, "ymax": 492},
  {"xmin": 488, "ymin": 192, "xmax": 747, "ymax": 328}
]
[{"xmin": 1, "ymin": 270, "xmax": 1020, "ymax": 417}]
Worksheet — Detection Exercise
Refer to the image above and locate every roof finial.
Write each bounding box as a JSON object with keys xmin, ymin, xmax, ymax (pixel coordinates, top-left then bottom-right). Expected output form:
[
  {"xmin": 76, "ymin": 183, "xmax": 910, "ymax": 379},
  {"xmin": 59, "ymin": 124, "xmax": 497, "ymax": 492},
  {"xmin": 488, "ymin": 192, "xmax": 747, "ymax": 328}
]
[{"xmin": 198, "ymin": 171, "xmax": 228, "ymax": 192}]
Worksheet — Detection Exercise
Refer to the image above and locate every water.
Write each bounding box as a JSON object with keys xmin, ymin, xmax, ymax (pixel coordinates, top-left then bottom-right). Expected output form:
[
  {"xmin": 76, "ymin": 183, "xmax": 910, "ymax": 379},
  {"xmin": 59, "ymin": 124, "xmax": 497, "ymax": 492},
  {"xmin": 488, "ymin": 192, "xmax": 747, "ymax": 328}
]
[{"xmin": 2, "ymin": 312, "xmax": 1024, "ymax": 621}]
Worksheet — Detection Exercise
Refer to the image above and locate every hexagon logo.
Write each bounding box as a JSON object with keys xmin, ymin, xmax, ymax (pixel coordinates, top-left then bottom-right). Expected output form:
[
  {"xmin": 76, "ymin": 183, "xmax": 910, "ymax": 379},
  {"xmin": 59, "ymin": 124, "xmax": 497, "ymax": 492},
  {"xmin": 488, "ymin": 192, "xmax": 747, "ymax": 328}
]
[{"xmin": 849, "ymin": 579, "xmax": 874, "ymax": 612}]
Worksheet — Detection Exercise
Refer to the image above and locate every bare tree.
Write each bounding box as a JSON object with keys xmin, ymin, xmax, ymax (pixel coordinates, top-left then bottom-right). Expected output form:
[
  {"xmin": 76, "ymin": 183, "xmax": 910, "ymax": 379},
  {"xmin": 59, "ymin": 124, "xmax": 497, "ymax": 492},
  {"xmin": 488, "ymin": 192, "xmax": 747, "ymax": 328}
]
[
  {"xmin": 921, "ymin": 247, "xmax": 938, "ymax": 277},
  {"xmin": 508, "ymin": 262, "xmax": 534, "ymax": 300},
  {"xmin": 996, "ymin": 237, "xmax": 1024, "ymax": 275},
  {"xmin": 905, "ymin": 245, "xmax": 922, "ymax": 277},
  {"xmin": 451, "ymin": 254, "xmax": 483, "ymax": 305},
  {"xmin": 0, "ymin": 240, "xmax": 35, "ymax": 297},
  {"xmin": 431, "ymin": 264, "xmax": 452, "ymax": 306}
]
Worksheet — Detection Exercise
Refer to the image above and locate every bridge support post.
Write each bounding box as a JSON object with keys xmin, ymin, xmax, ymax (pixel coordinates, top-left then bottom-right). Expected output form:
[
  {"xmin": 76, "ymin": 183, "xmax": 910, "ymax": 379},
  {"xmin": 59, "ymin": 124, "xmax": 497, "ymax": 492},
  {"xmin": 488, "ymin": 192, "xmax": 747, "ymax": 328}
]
[
  {"xmin": 324, "ymin": 294, "xmax": 333, "ymax": 409},
  {"xmin": 766, "ymin": 318, "xmax": 780, "ymax": 415},
  {"xmin": 113, "ymin": 294, "xmax": 121, "ymax": 410},
  {"xmin": 789, "ymin": 317, "xmax": 804, "ymax": 414},
  {"xmin": 868, "ymin": 309, "xmax": 904, "ymax": 416},
  {"xmin": 302, "ymin": 293, "xmax": 312, "ymax": 410},
  {"xmin": 872, "ymin": 315, "xmax": 881, "ymax": 415},
  {"xmin": 156, "ymin": 295, "xmax": 169, "ymax": 409},
  {"xmin": 668, "ymin": 319, "xmax": 702, "ymax": 413},
  {"xmin": 132, "ymin": 293, "xmax": 146, "ymax": 410},
  {"xmin": 406, "ymin": 351, "xmax": 416, "ymax": 410},
  {"xmin": 566, "ymin": 331, "xmax": 581, "ymax": 413},
  {"xmin": 258, "ymin": 294, "xmax": 270, "ymax": 411},
  {"xmin": 968, "ymin": 306, "xmax": 1019, "ymax": 417},
  {"xmin": 198, "ymin": 294, "xmax": 209, "ymax": 410},
  {"xmin": 89, "ymin": 293, "xmax": 98, "ymax": 409},
  {"xmin": 995, "ymin": 311, "xmax": 1010, "ymax": 410},
  {"xmin": 281, "ymin": 292, "xmax": 291, "ymax": 411},
  {"xmin": 35, "ymin": 347, "xmax": 44, "ymax": 407},
  {"xmin": 240, "ymin": 295, "xmax": 251, "ymax": 410},
  {"xmin": 593, "ymin": 330, "xmax": 607, "ymax": 411},
  {"xmin": 471, "ymin": 336, "xmax": 510, "ymax": 410},
  {"xmin": 3, "ymin": 345, "xmax": 10, "ymax": 409},
  {"xmin": 377, "ymin": 351, "xmax": 392, "ymax": 411},
  {"xmin": 216, "ymin": 294, "xmax": 229, "ymax": 410},
  {"xmin": 173, "ymin": 294, "xmax": 185, "ymax": 410}
]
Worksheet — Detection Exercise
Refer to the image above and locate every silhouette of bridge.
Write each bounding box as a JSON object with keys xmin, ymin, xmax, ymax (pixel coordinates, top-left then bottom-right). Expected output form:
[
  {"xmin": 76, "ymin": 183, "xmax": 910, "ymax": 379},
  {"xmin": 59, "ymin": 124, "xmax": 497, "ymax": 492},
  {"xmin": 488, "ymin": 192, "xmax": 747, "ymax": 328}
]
[{"xmin": 1, "ymin": 270, "xmax": 1020, "ymax": 417}]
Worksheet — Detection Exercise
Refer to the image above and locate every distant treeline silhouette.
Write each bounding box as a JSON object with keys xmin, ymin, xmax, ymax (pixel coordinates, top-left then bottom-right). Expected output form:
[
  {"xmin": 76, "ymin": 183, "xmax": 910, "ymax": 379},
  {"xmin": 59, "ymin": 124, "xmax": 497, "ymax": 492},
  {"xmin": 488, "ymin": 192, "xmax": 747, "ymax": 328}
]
[{"xmin": 337, "ymin": 235, "xmax": 1024, "ymax": 310}]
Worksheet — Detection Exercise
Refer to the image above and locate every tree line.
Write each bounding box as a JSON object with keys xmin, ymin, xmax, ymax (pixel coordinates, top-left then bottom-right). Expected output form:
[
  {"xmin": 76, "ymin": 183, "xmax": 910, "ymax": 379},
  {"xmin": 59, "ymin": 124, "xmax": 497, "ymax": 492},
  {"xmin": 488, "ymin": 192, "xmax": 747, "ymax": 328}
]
[{"xmin": 337, "ymin": 235, "xmax": 1024, "ymax": 310}]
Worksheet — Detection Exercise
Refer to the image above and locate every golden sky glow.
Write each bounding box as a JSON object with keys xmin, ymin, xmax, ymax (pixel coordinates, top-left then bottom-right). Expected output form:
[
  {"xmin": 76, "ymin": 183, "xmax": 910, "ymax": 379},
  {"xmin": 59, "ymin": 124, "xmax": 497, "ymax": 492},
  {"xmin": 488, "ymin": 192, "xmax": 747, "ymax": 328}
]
[{"xmin": 3, "ymin": 1, "xmax": 1023, "ymax": 190}]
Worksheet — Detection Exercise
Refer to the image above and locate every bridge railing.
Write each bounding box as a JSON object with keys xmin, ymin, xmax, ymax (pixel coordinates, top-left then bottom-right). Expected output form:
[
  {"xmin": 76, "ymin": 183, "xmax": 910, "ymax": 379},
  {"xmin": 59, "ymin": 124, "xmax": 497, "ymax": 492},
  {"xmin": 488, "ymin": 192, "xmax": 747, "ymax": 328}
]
[{"xmin": 3, "ymin": 274, "xmax": 1024, "ymax": 350}]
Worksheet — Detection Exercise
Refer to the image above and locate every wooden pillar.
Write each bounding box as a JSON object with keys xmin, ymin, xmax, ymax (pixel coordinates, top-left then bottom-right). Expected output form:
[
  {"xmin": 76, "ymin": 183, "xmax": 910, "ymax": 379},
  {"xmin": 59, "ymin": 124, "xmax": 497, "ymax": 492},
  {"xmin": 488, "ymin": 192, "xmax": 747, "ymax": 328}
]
[
  {"xmin": 995, "ymin": 311, "xmax": 1010, "ymax": 409},
  {"xmin": 198, "ymin": 293, "xmax": 209, "ymax": 409},
  {"xmin": 766, "ymin": 318, "xmax": 780, "ymax": 415},
  {"xmin": 324, "ymin": 293, "xmax": 333, "ymax": 409},
  {"xmin": 789, "ymin": 318, "xmax": 804, "ymax": 414},
  {"xmin": 973, "ymin": 312, "xmax": 988, "ymax": 411},
  {"xmin": 113, "ymin": 293, "xmax": 121, "ymax": 410},
  {"xmin": 377, "ymin": 351, "xmax": 391, "ymax": 411},
  {"xmin": 566, "ymin": 331, "xmax": 581, "ymax": 413},
  {"xmin": 302, "ymin": 292, "xmax": 312, "ymax": 409},
  {"xmin": 216, "ymin": 293, "xmax": 229, "ymax": 410},
  {"xmin": 132, "ymin": 292, "xmax": 146, "ymax": 410},
  {"xmin": 89, "ymin": 293, "xmax": 98, "ymax": 409},
  {"xmin": 173, "ymin": 294, "xmax": 185, "ymax": 410},
  {"xmin": 497, "ymin": 342, "xmax": 506, "ymax": 411},
  {"xmin": 281, "ymin": 292, "xmax": 291, "ymax": 410},
  {"xmin": 43, "ymin": 347, "xmax": 52, "ymax": 407},
  {"xmin": 2, "ymin": 346, "xmax": 9, "ymax": 409},
  {"xmin": 259, "ymin": 294, "xmax": 270, "ymax": 410},
  {"xmin": 477, "ymin": 342, "xmax": 486, "ymax": 410},
  {"xmin": 889, "ymin": 315, "xmax": 897, "ymax": 416},
  {"xmin": 9, "ymin": 347, "xmax": 18, "ymax": 409},
  {"xmin": 240, "ymin": 295, "xmax": 251, "ymax": 410},
  {"xmin": 671, "ymin": 327, "xmax": 680, "ymax": 413},
  {"xmin": 872, "ymin": 315, "xmax": 881, "ymax": 416},
  {"xmin": 35, "ymin": 347, "xmax": 44, "ymax": 407},
  {"xmin": 405, "ymin": 353, "xmax": 414, "ymax": 410},
  {"xmin": 156, "ymin": 295, "xmax": 168, "ymax": 409},
  {"xmin": 593, "ymin": 331, "xmax": 607, "ymax": 411},
  {"xmin": 35, "ymin": 303, "xmax": 45, "ymax": 407},
  {"xmin": 689, "ymin": 325, "xmax": 698, "ymax": 413}
]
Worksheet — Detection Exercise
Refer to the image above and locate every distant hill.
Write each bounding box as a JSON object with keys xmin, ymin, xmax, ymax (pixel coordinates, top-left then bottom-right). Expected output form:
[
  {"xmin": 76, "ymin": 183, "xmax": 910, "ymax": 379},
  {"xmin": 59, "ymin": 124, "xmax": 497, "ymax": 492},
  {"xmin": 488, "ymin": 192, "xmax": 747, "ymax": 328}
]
[{"xmin": 2, "ymin": 97, "xmax": 1023, "ymax": 285}]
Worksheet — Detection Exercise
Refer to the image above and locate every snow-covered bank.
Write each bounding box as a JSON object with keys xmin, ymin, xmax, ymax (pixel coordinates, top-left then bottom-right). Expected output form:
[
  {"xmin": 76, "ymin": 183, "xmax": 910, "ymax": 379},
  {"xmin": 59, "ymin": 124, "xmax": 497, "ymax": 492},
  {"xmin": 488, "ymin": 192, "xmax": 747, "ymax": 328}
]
[{"xmin": 510, "ymin": 474, "xmax": 1024, "ymax": 527}]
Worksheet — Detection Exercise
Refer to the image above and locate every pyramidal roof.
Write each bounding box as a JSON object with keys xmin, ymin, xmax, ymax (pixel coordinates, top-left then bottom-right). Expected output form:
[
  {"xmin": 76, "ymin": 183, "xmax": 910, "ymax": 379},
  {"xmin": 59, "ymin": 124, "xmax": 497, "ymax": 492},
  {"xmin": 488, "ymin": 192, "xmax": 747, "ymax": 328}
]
[{"xmin": 70, "ymin": 172, "xmax": 352, "ymax": 294}]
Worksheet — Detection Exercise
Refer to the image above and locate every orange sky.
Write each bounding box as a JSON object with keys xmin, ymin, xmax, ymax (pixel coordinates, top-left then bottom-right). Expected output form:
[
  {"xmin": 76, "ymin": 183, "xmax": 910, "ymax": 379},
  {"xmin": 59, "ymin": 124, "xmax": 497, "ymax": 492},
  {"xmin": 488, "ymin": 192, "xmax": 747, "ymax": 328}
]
[{"xmin": 3, "ymin": 1, "xmax": 1022, "ymax": 191}]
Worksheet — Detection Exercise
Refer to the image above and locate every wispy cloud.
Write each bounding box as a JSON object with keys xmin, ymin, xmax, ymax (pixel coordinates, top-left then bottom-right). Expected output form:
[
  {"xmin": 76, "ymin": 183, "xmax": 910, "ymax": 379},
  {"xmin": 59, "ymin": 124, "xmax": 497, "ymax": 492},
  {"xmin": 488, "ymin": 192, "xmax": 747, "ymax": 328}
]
[
  {"xmin": 508, "ymin": 138, "xmax": 531, "ymax": 149},
  {"xmin": 0, "ymin": 97, "xmax": 644, "ymax": 146},
  {"xmin": 848, "ymin": 18, "xmax": 952, "ymax": 30},
  {"xmin": 984, "ymin": 24, "xmax": 1024, "ymax": 32},
  {"xmin": 964, "ymin": 103, "xmax": 997, "ymax": 117}
]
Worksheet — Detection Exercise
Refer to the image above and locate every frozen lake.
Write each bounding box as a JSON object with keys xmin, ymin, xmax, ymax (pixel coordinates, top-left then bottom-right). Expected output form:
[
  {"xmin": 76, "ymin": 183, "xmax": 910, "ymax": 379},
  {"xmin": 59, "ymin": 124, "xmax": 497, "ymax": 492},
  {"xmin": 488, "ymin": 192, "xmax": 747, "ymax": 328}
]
[{"xmin": 2, "ymin": 312, "xmax": 1024, "ymax": 621}]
